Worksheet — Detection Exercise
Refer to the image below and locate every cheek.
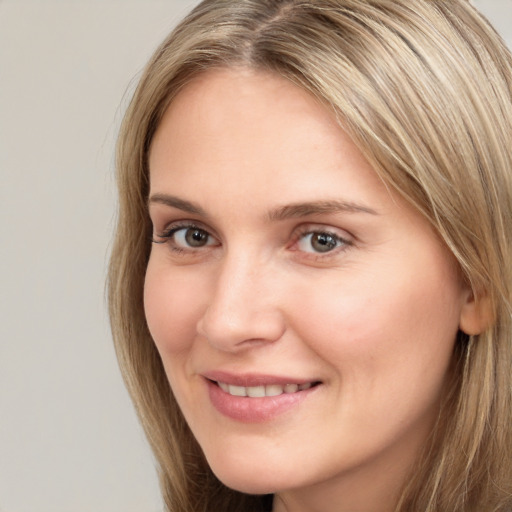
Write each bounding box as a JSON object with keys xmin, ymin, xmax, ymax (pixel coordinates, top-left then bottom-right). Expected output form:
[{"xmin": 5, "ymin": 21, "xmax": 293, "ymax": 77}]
[
  {"xmin": 143, "ymin": 259, "xmax": 204, "ymax": 356},
  {"xmin": 285, "ymin": 272, "xmax": 461, "ymax": 455},
  {"xmin": 289, "ymin": 262, "xmax": 462, "ymax": 394}
]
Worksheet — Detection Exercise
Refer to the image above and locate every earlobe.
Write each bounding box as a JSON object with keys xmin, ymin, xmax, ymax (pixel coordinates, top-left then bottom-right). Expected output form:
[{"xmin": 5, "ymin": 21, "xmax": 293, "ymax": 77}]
[{"xmin": 459, "ymin": 288, "xmax": 494, "ymax": 336}]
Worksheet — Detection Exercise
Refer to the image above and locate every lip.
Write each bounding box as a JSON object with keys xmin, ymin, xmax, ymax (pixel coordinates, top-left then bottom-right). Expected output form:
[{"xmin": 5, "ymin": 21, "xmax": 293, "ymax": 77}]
[{"xmin": 203, "ymin": 371, "xmax": 321, "ymax": 423}]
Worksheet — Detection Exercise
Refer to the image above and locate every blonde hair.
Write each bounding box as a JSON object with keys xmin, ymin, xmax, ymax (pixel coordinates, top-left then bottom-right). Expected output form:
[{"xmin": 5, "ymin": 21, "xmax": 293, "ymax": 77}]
[{"xmin": 108, "ymin": 1, "xmax": 512, "ymax": 510}]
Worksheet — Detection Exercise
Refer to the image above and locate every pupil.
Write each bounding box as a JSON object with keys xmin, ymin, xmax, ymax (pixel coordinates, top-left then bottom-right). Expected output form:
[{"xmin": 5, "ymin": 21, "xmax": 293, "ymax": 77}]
[
  {"xmin": 186, "ymin": 228, "xmax": 208, "ymax": 247},
  {"xmin": 312, "ymin": 233, "xmax": 337, "ymax": 253}
]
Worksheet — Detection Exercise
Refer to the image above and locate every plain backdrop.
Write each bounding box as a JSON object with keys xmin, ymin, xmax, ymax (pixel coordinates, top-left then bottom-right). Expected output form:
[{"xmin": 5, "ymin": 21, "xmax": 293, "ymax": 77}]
[{"xmin": 1, "ymin": 1, "xmax": 510, "ymax": 511}]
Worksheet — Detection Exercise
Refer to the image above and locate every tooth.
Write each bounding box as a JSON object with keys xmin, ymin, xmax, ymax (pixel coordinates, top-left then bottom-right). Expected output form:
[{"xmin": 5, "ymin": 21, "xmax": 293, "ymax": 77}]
[
  {"xmin": 247, "ymin": 385, "xmax": 266, "ymax": 398},
  {"xmin": 218, "ymin": 381, "xmax": 311, "ymax": 397},
  {"xmin": 284, "ymin": 383, "xmax": 299, "ymax": 393},
  {"xmin": 229, "ymin": 385, "xmax": 247, "ymax": 397},
  {"xmin": 218, "ymin": 381, "xmax": 229, "ymax": 392},
  {"xmin": 265, "ymin": 384, "xmax": 284, "ymax": 397}
]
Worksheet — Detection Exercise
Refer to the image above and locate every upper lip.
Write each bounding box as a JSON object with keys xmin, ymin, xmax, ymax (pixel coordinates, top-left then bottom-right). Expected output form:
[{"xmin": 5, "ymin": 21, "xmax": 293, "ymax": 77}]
[{"xmin": 202, "ymin": 370, "xmax": 320, "ymax": 387}]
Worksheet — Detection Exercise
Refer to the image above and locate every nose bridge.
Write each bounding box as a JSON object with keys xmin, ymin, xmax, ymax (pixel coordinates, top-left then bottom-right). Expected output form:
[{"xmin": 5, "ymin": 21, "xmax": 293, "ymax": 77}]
[{"xmin": 197, "ymin": 249, "xmax": 285, "ymax": 349}]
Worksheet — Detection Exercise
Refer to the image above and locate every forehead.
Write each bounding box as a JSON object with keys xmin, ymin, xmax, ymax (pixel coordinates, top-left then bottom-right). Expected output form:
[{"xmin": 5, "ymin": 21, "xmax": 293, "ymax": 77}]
[
  {"xmin": 148, "ymin": 67, "xmax": 393, "ymax": 212},
  {"xmin": 149, "ymin": 67, "xmax": 342, "ymax": 168}
]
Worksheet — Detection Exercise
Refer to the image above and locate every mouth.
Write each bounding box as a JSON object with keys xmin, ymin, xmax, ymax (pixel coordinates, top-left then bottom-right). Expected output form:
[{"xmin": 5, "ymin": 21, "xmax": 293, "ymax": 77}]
[
  {"xmin": 203, "ymin": 373, "xmax": 322, "ymax": 422},
  {"xmin": 213, "ymin": 380, "xmax": 320, "ymax": 398}
]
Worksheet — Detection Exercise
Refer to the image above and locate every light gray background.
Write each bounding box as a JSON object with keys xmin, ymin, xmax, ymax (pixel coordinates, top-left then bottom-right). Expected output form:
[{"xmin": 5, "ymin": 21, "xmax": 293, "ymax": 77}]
[{"xmin": 1, "ymin": 1, "xmax": 510, "ymax": 511}]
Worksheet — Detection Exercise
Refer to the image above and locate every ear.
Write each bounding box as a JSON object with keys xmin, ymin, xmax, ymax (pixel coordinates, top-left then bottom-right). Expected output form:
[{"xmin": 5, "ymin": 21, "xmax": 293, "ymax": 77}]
[{"xmin": 459, "ymin": 288, "xmax": 494, "ymax": 336}]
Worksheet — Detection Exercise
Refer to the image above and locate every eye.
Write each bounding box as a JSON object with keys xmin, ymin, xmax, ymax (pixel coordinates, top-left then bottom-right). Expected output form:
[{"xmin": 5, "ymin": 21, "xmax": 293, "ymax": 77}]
[
  {"xmin": 174, "ymin": 226, "xmax": 214, "ymax": 248},
  {"xmin": 295, "ymin": 230, "xmax": 350, "ymax": 254},
  {"xmin": 152, "ymin": 223, "xmax": 219, "ymax": 251}
]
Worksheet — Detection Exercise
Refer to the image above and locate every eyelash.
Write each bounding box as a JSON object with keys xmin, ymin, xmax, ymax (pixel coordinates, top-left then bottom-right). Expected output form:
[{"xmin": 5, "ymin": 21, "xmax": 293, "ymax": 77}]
[{"xmin": 152, "ymin": 221, "xmax": 353, "ymax": 259}]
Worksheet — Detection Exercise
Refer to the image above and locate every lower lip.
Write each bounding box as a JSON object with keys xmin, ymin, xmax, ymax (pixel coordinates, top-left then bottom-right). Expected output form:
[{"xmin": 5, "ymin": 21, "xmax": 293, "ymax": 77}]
[{"xmin": 206, "ymin": 380, "xmax": 317, "ymax": 423}]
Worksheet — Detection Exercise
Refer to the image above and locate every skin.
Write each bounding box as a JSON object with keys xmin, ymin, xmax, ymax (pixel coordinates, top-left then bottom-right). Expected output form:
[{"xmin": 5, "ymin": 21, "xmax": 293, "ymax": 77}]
[{"xmin": 144, "ymin": 68, "xmax": 479, "ymax": 512}]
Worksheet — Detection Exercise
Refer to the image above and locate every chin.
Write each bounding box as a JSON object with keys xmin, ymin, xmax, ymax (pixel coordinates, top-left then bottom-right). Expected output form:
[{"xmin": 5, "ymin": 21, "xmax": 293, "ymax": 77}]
[
  {"xmin": 206, "ymin": 452, "xmax": 293, "ymax": 495},
  {"xmin": 218, "ymin": 475, "xmax": 278, "ymax": 495}
]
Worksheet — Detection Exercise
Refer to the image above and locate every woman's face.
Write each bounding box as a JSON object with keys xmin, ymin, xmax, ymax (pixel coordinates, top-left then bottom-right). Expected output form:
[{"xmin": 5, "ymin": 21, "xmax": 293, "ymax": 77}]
[{"xmin": 145, "ymin": 68, "xmax": 473, "ymax": 509}]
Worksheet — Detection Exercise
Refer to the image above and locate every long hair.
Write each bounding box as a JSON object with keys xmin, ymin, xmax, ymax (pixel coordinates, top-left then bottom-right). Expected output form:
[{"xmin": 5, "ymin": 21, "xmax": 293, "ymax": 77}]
[{"xmin": 108, "ymin": 1, "xmax": 512, "ymax": 510}]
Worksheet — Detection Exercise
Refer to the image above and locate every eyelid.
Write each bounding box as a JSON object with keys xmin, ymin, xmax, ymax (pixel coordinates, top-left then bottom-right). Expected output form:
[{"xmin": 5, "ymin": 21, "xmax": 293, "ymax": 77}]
[
  {"xmin": 291, "ymin": 223, "xmax": 354, "ymax": 242},
  {"xmin": 153, "ymin": 219, "xmax": 214, "ymax": 238}
]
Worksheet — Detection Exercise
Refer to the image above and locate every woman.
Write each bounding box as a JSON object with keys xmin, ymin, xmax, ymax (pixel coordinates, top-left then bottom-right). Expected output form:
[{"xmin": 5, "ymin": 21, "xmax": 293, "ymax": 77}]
[{"xmin": 108, "ymin": 1, "xmax": 512, "ymax": 511}]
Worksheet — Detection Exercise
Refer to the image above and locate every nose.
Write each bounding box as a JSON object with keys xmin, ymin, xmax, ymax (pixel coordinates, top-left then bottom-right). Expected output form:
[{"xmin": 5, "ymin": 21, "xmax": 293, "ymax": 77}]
[{"xmin": 196, "ymin": 254, "xmax": 286, "ymax": 351}]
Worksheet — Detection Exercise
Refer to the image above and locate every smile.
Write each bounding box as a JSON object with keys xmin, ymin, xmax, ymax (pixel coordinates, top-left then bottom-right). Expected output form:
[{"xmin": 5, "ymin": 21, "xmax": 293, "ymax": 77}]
[
  {"xmin": 216, "ymin": 381, "xmax": 315, "ymax": 397},
  {"xmin": 206, "ymin": 378, "xmax": 320, "ymax": 422}
]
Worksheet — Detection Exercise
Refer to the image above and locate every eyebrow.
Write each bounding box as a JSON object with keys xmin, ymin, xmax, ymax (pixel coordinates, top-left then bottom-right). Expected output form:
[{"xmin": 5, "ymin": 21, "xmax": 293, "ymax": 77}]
[
  {"xmin": 267, "ymin": 200, "xmax": 378, "ymax": 221},
  {"xmin": 148, "ymin": 193, "xmax": 378, "ymax": 220},
  {"xmin": 149, "ymin": 193, "xmax": 208, "ymax": 216}
]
